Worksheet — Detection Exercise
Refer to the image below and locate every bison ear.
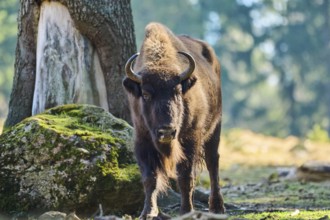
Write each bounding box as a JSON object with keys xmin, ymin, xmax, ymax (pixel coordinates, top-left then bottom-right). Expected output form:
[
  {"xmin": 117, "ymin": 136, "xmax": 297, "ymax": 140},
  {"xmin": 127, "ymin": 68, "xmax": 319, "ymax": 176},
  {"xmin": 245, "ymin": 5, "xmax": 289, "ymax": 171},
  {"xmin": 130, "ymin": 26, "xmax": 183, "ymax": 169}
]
[
  {"xmin": 181, "ymin": 76, "xmax": 197, "ymax": 94},
  {"xmin": 123, "ymin": 77, "xmax": 141, "ymax": 97}
]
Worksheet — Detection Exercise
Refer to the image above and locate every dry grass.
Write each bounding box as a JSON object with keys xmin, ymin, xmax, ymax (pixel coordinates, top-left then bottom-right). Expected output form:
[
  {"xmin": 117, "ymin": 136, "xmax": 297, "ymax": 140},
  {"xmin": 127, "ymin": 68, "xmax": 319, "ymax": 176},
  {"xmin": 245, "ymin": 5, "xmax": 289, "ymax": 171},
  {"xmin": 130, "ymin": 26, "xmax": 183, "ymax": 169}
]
[{"xmin": 219, "ymin": 129, "xmax": 330, "ymax": 168}]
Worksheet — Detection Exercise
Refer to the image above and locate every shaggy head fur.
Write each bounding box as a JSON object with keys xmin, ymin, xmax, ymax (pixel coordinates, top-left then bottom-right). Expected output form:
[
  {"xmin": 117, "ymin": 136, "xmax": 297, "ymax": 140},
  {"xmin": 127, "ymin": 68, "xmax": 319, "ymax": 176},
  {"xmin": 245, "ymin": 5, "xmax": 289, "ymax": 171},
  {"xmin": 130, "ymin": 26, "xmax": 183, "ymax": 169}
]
[{"xmin": 136, "ymin": 23, "xmax": 188, "ymax": 76}]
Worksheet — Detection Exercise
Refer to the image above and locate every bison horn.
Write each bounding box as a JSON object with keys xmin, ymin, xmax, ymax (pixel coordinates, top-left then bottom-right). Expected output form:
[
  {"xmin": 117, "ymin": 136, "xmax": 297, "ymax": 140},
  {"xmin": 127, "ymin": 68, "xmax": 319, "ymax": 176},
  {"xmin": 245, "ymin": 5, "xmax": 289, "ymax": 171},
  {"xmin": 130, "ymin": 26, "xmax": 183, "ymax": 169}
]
[
  {"xmin": 125, "ymin": 53, "xmax": 142, "ymax": 83},
  {"xmin": 178, "ymin": 51, "xmax": 196, "ymax": 81}
]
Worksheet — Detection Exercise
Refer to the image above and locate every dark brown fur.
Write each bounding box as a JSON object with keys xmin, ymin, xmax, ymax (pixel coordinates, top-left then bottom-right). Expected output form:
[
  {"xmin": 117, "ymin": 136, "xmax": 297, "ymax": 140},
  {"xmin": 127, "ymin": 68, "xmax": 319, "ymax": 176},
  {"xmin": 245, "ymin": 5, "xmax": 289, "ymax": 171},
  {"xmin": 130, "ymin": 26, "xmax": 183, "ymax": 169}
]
[{"xmin": 123, "ymin": 22, "xmax": 224, "ymax": 219}]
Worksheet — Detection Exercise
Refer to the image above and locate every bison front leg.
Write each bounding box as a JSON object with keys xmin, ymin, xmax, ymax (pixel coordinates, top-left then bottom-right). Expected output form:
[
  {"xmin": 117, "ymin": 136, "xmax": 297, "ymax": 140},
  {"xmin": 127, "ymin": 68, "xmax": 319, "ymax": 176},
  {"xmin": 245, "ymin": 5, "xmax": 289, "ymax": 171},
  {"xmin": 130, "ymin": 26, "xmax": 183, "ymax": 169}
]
[
  {"xmin": 204, "ymin": 123, "xmax": 225, "ymax": 213},
  {"xmin": 137, "ymin": 158, "xmax": 159, "ymax": 219},
  {"xmin": 140, "ymin": 172, "xmax": 159, "ymax": 219},
  {"xmin": 177, "ymin": 156, "xmax": 195, "ymax": 214},
  {"xmin": 136, "ymin": 143, "xmax": 166, "ymax": 219}
]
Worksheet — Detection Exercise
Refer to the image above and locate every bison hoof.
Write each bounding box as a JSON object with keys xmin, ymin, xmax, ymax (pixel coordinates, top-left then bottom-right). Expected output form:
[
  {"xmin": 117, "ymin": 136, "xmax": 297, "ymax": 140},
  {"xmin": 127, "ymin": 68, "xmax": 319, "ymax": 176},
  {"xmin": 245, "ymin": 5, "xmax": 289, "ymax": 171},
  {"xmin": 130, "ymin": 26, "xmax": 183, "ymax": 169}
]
[
  {"xmin": 209, "ymin": 200, "xmax": 226, "ymax": 214},
  {"xmin": 209, "ymin": 204, "xmax": 226, "ymax": 214},
  {"xmin": 139, "ymin": 212, "xmax": 171, "ymax": 220},
  {"xmin": 209, "ymin": 193, "xmax": 226, "ymax": 214}
]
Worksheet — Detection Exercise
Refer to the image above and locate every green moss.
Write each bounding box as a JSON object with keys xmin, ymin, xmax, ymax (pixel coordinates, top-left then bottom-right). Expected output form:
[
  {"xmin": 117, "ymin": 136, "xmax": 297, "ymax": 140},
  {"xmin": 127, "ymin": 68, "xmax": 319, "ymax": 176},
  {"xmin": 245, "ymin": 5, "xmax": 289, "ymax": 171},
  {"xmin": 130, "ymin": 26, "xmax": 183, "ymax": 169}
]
[
  {"xmin": 92, "ymin": 163, "xmax": 143, "ymax": 215},
  {"xmin": 231, "ymin": 210, "xmax": 329, "ymax": 220},
  {"xmin": 26, "ymin": 107, "xmax": 120, "ymax": 144}
]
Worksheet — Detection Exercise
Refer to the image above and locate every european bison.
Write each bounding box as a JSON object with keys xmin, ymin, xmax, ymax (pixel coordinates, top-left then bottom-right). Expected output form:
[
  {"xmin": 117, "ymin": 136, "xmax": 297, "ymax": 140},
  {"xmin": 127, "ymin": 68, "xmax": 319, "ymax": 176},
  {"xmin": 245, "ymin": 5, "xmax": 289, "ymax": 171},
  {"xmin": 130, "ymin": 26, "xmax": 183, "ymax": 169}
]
[{"xmin": 123, "ymin": 22, "xmax": 225, "ymax": 219}]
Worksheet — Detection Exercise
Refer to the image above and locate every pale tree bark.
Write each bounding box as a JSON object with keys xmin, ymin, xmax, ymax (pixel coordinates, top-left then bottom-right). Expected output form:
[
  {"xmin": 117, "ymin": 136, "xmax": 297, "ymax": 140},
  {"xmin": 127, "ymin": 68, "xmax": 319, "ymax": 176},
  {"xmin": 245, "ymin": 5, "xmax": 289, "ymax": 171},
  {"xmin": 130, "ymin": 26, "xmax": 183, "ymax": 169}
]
[{"xmin": 5, "ymin": 0, "xmax": 136, "ymax": 128}]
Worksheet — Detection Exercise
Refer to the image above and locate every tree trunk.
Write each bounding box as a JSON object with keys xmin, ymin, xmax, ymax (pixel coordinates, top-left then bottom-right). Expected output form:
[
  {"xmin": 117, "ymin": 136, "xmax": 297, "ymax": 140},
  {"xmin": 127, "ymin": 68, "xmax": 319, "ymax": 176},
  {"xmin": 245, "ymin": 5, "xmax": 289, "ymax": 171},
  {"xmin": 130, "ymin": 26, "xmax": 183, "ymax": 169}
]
[
  {"xmin": 4, "ymin": 0, "xmax": 39, "ymax": 128},
  {"xmin": 5, "ymin": 0, "xmax": 136, "ymax": 128}
]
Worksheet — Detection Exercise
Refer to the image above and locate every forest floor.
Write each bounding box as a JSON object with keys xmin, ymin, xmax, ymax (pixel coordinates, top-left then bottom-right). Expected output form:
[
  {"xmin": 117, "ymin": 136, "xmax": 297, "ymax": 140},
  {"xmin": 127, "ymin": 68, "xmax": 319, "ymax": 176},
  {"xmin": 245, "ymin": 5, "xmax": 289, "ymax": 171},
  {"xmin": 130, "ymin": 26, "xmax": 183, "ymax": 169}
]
[
  {"xmin": 206, "ymin": 129, "xmax": 330, "ymax": 219},
  {"xmin": 1, "ymin": 124, "xmax": 329, "ymax": 219}
]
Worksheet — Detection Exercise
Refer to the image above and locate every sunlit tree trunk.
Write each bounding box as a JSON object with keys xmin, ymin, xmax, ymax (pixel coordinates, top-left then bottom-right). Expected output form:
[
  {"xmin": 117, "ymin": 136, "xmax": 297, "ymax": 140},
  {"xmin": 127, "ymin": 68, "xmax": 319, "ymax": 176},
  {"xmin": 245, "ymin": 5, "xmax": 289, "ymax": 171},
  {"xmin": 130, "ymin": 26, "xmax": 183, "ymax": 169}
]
[{"xmin": 5, "ymin": 0, "xmax": 136, "ymax": 128}]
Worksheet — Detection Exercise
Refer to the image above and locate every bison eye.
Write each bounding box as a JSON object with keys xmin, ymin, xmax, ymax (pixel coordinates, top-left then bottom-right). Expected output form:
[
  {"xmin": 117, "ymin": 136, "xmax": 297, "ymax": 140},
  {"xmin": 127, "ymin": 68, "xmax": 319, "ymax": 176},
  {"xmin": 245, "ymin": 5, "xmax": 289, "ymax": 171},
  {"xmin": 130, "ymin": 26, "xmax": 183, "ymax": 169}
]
[{"xmin": 142, "ymin": 91, "xmax": 151, "ymax": 101}]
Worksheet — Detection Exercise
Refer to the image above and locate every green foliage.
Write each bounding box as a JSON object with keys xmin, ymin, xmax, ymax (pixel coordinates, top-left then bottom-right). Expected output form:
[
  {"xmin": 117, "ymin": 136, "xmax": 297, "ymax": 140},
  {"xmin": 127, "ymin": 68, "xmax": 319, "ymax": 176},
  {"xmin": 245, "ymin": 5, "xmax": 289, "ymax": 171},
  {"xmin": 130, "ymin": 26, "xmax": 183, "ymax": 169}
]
[
  {"xmin": 307, "ymin": 124, "xmax": 330, "ymax": 142},
  {"xmin": 0, "ymin": 0, "xmax": 18, "ymax": 118}
]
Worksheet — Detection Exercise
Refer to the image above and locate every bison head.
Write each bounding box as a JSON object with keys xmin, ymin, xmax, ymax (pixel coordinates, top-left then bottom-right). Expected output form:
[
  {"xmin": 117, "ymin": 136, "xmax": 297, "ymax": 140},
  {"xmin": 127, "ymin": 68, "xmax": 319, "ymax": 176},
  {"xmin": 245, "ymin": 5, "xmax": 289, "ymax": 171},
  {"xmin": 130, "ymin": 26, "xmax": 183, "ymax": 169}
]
[{"xmin": 123, "ymin": 52, "xmax": 196, "ymax": 155}]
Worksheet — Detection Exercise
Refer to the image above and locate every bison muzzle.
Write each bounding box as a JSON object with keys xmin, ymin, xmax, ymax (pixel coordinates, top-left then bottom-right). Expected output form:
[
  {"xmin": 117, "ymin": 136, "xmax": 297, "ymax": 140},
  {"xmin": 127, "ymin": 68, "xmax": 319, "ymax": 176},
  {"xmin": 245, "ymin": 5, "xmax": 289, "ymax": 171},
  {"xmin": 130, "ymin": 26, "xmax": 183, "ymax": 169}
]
[{"xmin": 123, "ymin": 22, "xmax": 225, "ymax": 219}]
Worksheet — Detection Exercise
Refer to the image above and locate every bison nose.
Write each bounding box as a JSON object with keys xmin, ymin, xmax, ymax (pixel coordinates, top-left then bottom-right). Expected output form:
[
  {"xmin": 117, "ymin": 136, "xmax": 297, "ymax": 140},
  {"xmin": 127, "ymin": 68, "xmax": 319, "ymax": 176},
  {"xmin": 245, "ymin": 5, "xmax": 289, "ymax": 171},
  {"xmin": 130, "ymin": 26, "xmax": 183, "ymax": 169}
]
[{"xmin": 157, "ymin": 126, "xmax": 176, "ymax": 143}]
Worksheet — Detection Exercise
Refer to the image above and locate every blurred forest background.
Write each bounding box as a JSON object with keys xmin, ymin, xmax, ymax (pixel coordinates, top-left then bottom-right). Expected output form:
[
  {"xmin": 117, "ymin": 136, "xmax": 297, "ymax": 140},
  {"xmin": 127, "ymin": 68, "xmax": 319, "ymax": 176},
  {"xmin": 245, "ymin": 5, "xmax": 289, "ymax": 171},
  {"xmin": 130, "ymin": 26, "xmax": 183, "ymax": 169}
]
[{"xmin": 0, "ymin": 0, "xmax": 329, "ymax": 140}]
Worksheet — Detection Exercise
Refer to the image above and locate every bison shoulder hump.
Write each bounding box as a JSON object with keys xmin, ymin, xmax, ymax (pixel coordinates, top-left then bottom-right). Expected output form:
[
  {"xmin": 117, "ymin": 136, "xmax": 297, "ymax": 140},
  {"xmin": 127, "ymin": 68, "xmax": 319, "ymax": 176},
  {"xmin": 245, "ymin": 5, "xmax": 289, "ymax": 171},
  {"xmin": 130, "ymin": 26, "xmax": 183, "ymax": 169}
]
[
  {"xmin": 181, "ymin": 35, "xmax": 215, "ymax": 64},
  {"xmin": 201, "ymin": 43, "xmax": 213, "ymax": 64}
]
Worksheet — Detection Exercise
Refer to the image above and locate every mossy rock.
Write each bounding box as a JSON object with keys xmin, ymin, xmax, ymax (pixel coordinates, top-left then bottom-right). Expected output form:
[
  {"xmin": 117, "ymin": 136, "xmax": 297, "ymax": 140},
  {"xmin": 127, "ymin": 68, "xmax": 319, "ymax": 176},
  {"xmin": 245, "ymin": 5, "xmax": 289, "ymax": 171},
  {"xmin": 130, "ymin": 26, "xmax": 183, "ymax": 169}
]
[{"xmin": 0, "ymin": 104, "xmax": 143, "ymax": 216}]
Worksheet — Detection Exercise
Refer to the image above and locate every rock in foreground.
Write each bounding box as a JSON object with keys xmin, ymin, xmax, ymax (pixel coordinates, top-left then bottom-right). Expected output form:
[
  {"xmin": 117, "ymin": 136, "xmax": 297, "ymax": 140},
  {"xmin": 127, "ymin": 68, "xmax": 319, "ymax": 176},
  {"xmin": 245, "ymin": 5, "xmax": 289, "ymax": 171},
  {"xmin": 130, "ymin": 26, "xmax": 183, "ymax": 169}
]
[{"xmin": 0, "ymin": 104, "xmax": 143, "ymax": 215}]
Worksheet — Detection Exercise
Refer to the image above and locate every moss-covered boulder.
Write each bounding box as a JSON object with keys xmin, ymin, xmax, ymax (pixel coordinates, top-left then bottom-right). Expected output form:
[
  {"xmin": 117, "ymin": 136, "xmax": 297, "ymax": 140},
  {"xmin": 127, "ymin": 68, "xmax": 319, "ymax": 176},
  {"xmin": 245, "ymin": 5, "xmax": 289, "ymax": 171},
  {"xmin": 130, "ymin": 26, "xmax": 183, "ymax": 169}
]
[{"xmin": 0, "ymin": 104, "xmax": 143, "ymax": 215}]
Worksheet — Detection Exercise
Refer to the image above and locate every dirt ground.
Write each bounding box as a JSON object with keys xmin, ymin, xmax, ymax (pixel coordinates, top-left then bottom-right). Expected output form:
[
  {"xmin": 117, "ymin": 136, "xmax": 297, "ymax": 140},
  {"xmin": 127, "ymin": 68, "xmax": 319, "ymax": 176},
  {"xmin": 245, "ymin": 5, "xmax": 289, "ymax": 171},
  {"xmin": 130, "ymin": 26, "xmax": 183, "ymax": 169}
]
[{"xmin": 211, "ymin": 129, "xmax": 330, "ymax": 219}]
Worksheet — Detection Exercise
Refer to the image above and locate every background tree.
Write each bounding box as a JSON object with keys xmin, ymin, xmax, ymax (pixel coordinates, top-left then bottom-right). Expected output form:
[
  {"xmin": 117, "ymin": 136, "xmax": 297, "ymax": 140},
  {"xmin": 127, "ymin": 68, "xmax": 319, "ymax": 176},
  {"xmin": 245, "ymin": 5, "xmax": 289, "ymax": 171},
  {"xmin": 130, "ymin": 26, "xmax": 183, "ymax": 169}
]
[
  {"xmin": 269, "ymin": 0, "xmax": 330, "ymax": 136},
  {"xmin": 4, "ymin": 0, "xmax": 136, "ymax": 128}
]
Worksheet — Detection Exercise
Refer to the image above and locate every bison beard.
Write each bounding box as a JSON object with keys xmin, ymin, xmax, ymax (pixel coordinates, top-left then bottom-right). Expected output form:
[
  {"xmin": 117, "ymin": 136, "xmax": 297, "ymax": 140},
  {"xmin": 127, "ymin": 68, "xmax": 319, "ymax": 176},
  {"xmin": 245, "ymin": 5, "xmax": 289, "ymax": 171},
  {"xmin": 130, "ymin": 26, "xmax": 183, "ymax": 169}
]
[{"xmin": 123, "ymin": 22, "xmax": 225, "ymax": 219}]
